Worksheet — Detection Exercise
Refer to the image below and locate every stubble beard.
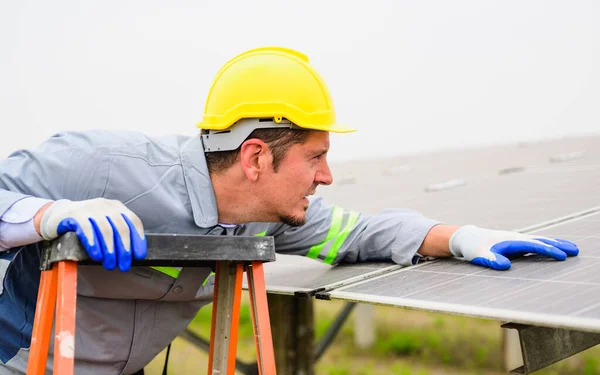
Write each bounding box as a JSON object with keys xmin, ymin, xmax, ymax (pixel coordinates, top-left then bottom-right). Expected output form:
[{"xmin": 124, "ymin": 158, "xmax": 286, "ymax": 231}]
[
  {"xmin": 279, "ymin": 206, "xmax": 308, "ymax": 227},
  {"xmin": 279, "ymin": 214, "xmax": 306, "ymax": 227}
]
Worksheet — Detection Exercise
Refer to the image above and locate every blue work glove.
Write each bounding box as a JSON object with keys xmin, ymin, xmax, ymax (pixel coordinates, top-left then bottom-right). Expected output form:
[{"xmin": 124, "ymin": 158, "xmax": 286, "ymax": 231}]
[
  {"xmin": 40, "ymin": 198, "xmax": 147, "ymax": 271},
  {"xmin": 449, "ymin": 225, "xmax": 578, "ymax": 271}
]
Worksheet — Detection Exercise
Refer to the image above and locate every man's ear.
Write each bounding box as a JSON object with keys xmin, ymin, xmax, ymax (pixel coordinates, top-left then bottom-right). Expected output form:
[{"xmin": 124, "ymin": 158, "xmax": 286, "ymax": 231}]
[{"xmin": 239, "ymin": 139, "xmax": 270, "ymax": 181}]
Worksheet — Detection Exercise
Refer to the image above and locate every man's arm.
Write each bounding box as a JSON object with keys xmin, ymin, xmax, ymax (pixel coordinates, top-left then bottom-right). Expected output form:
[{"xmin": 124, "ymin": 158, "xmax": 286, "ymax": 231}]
[
  {"xmin": 417, "ymin": 224, "xmax": 459, "ymax": 257},
  {"xmin": 0, "ymin": 198, "xmax": 51, "ymax": 250},
  {"xmin": 33, "ymin": 202, "xmax": 53, "ymax": 235},
  {"xmin": 270, "ymin": 196, "xmax": 441, "ymax": 266},
  {"xmin": 0, "ymin": 132, "xmax": 146, "ymax": 271},
  {"xmin": 270, "ymin": 197, "xmax": 579, "ymax": 271},
  {"xmin": 0, "ymin": 133, "xmax": 89, "ymax": 251}
]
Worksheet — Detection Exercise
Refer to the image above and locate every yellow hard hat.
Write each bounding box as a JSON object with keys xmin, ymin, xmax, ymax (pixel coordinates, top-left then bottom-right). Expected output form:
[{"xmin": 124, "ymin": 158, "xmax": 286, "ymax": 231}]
[{"xmin": 197, "ymin": 47, "xmax": 355, "ymax": 133}]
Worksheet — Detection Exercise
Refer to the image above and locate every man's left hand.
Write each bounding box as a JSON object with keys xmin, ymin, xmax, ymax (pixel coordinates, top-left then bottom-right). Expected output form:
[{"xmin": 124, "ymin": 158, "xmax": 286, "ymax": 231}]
[{"xmin": 449, "ymin": 225, "xmax": 579, "ymax": 270}]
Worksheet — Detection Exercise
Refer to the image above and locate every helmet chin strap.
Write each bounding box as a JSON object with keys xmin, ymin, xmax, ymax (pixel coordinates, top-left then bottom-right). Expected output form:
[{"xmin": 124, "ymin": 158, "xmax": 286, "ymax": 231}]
[{"xmin": 201, "ymin": 118, "xmax": 303, "ymax": 152}]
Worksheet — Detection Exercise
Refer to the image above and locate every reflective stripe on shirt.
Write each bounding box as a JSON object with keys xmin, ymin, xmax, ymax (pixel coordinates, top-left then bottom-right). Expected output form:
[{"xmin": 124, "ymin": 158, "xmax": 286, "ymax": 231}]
[{"xmin": 306, "ymin": 205, "xmax": 360, "ymax": 264}]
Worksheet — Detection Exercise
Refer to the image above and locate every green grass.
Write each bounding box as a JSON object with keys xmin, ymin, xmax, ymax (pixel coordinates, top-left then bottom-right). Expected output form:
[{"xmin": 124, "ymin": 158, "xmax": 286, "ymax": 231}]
[{"xmin": 145, "ymin": 300, "xmax": 600, "ymax": 375}]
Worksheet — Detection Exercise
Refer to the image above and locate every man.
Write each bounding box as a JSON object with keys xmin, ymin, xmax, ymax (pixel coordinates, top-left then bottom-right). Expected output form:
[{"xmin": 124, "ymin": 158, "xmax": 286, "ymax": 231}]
[{"xmin": 0, "ymin": 47, "xmax": 578, "ymax": 374}]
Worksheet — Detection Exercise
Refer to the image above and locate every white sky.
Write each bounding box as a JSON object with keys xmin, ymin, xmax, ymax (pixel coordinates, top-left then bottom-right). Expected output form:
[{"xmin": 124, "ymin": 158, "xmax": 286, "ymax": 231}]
[{"xmin": 1, "ymin": 0, "xmax": 598, "ymax": 161}]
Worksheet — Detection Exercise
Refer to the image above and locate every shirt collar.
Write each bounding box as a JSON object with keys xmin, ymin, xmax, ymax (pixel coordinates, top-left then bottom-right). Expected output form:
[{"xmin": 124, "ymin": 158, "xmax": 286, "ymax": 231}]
[{"xmin": 179, "ymin": 134, "xmax": 219, "ymax": 228}]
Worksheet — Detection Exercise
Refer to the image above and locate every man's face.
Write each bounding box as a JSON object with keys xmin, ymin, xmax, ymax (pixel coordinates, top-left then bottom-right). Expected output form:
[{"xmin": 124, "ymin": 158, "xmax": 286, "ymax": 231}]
[{"xmin": 261, "ymin": 131, "xmax": 333, "ymax": 226}]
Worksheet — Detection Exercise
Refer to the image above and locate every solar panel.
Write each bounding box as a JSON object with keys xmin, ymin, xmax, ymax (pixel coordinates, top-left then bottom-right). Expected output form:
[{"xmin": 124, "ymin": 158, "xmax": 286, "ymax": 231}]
[{"xmin": 318, "ymin": 212, "xmax": 600, "ymax": 333}]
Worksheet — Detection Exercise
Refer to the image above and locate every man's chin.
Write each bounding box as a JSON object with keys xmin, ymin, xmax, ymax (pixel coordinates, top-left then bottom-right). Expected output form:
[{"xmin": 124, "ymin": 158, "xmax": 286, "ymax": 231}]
[{"xmin": 279, "ymin": 214, "xmax": 306, "ymax": 227}]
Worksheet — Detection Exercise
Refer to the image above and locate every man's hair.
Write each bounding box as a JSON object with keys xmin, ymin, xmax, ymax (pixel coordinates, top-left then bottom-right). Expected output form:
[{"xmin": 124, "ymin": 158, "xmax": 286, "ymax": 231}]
[{"xmin": 205, "ymin": 128, "xmax": 311, "ymax": 174}]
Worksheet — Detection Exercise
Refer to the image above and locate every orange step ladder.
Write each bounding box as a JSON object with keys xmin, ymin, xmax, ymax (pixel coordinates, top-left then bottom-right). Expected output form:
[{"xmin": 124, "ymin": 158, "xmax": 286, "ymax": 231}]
[{"xmin": 26, "ymin": 232, "xmax": 277, "ymax": 375}]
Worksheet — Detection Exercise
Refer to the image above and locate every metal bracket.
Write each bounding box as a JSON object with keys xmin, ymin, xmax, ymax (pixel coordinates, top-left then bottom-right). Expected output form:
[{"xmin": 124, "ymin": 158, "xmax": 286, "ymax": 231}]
[
  {"xmin": 502, "ymin": 323, "xmax": 600, "ymax": 374},
  {"xmin": 202, "ymin": 118, "xmax": 300, "ymax": 152}
]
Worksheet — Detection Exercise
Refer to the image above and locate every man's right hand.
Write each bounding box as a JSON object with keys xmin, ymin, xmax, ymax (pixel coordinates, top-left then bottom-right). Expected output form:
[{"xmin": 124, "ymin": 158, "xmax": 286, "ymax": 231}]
[
  {"xmin": 38, "ymin": 198, "xmax": 147, "ymax": 272},
  {"xmin": 449, "ymin": 225, "xmax": 578, "ymax": 270}
]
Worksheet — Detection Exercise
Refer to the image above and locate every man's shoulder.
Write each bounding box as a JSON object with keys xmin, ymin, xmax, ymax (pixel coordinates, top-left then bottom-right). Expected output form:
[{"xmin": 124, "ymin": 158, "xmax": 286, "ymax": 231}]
[
  {"xmin": 36, "ymin": 129, "xmax": 191, "ymax": 161},
  {"xmin": 49, "ymin": 129, "xmax": 190, "ymax": 149}
]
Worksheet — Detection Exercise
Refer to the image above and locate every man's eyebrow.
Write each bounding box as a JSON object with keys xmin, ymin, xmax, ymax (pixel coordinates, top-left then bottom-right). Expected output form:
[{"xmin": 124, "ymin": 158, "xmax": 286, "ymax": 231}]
[{"xmin": 312, "ymin": 148, "xmax": 329, "ymax": 156}]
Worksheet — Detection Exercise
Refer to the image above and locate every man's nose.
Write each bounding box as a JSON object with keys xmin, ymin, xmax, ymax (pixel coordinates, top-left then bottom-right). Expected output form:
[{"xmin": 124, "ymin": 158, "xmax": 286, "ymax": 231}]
[{"xmin": 316, "ymin": 160, "xmax": 333, "ymax": 186}]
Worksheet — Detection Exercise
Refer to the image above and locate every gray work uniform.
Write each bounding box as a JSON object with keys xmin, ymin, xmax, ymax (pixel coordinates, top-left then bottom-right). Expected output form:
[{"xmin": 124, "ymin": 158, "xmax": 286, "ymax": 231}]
[{"xmin": 0, "ymin": 130, "xmax": 440, "ymax": 374}]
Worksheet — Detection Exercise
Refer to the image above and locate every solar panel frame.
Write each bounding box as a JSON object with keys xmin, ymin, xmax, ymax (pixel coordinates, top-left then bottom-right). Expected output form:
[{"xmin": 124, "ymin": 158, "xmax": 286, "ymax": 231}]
[{"xmin": 245, "ymin": 254, "xmax": 400, "ymax": 296}]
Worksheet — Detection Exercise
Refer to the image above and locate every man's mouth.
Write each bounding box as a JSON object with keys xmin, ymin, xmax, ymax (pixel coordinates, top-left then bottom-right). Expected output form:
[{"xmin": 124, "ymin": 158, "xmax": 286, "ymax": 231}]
[{"xmin": 303, "ymin": 186, "xmax": 318, "ymax": 201}]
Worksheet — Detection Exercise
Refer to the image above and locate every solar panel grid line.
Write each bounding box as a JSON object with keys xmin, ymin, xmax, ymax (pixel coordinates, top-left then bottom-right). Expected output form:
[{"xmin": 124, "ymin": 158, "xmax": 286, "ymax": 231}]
[
  {"xmin": 486, "ymin": 282, "xmax": 597, "ymax": 317},
  {"xmin": 384, "ymin": 270, "xmax": 474, "ymax": 299},
  {"xmin": 328, "ymin": 263, "xmax": 583, "ymax": 304},
  {"xmin": 541, "ymin": 286, "xmax": 600, "ymax": 315},
  {"xmin": 409, "ymin": 268, "xmax": 600, "ymax": 287},
  {"xmin": 543, "ymin": 259, "xmax": 600, "ymax": 280},
  {"xmin": 572, "ymin": 300, "xmax": 600, "ymax": 317},
  {"xmin": 334, "ymin": 270, "xmax": 600, "ymax": 321},
  {"xmin": 496, "ymin": 282, "xmax": 586, "ymax": 312},
  {"xmin": 516, "ymin": 205, "xmax": 600, "ymax": 233},
  {"xmin": 314, "ymin": 262, "xmax": 466, "ymax": 298},
  {"xmin": 321, "ymin": 291, "xmax": 600, "ymax": 333},
  {"xmin": 536, "ymin": 235, "xmax": 600, "ymax": 245},
  {"xmin": 332, "ymin": 275, "xmax": 584, "ymax": 312}
]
